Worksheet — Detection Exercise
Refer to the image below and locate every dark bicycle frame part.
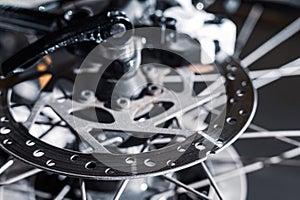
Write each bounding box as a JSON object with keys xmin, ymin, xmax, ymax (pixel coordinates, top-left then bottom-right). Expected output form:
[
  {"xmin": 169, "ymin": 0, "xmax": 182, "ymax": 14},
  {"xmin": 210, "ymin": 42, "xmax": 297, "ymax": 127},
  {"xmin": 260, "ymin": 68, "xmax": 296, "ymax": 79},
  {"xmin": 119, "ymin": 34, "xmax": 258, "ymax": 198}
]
[{"xmin": 0, "ymin": 10, "xmax": 133, "ymax": 77}]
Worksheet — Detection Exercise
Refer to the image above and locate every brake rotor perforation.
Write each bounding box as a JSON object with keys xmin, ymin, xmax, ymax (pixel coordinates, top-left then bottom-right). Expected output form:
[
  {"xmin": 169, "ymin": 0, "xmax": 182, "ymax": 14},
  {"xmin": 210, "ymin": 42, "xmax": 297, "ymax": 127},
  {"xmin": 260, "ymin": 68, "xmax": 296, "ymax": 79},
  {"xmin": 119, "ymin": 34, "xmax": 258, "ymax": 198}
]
[{"xmin": 0, "ymin": 117, "xmax": 210, "ymax": 180}]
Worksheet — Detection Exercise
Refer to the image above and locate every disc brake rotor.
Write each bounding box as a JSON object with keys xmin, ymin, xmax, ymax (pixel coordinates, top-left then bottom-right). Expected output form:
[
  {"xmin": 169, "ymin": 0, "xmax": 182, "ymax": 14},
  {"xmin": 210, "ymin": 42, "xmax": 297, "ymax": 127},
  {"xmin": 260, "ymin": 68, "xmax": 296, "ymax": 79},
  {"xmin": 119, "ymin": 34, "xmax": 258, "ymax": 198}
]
[{"xmin": 0, "ymin": 13, "xmax": 256, "ymax": 180}]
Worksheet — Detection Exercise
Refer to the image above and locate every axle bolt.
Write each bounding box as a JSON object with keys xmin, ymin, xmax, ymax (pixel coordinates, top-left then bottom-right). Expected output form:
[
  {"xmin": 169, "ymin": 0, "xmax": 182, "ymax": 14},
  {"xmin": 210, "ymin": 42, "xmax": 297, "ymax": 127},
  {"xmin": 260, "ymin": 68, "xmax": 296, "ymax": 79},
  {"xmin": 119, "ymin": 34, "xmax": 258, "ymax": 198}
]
[{"xmin": 81, "ymin": 90, "xmax": 94, "ymax": 101}]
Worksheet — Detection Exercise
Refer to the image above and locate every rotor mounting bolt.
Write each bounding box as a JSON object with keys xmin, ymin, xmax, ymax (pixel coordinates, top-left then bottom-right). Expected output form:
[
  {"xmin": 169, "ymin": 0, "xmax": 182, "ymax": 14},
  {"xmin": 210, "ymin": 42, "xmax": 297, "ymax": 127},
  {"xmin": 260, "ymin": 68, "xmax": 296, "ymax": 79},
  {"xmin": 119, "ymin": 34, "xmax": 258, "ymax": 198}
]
[
  {"xmin": 81, "ymin": 90, "xmax": 94, "ymax": 101},
  {"xmin": 148, "ymin": 84, "xmax": 163, "ymax": 96},
  {"xmin": 116, "ymin": 97, "xmax": 131, "ymax": 109}
]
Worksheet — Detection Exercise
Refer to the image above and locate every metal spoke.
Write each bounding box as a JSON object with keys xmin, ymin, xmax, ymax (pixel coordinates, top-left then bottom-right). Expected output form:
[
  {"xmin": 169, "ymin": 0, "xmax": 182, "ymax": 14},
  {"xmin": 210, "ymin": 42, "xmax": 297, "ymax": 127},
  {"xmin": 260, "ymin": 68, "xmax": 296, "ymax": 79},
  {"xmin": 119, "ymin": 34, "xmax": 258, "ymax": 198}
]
[
  {"xmin": 54, "ymin": 185, "xmax": 71, "ymax": 200},
  {"xmin": 198, "ymin": 77, "xmax": 225, "ymax": 97},
  {"xmin": 240, "ymin": 130, "xmax": 300, "ymax": 139},
  {"xmin": 241, "ymin": 17, "xmax": 300, "ymax": 67},
  {"xmin": 252, "ymin": 58, "xmax": 300, "ymax": 89},
  {"xmin": 203, "ymin": 155, "xmax": 300, "ymax": 167},
  {"xmin": 148, "ymin": 93, "xmax": 223, "ymax": 127},
  {"xmin": 0, "ymin": 168, "xmax": 42, "ymax": 186},
  {"xmin": 0, "ymin": 159, "xmax": 14, "ymax": 175},
  {"xmin": 201, "ymin": 162, "xmax": 224, "ymax": 200},
  {"xmin": 80, "ymin": 179, "xmax": 87, "ymax": 200},
  {"xmin": 151, "ymin": 146, "xmax": 300, "ymax": 199},
  {"xmin": 113, "ymin": 179, "xmax": 130, "ymax": 200},
  {"xmin": 249, "ymin": 124, "xmax": 300, "ymax": 147},
  {"xmin": 164, "ymin": 61, "xmax": 300, "ymax": 86},
  {"xmin": 249, "ymin": 59, "xmax": 300, "ymax": 79},
  {"xmin": 273, "ymin": 159, "xmax": 300, "ymax": 167},
  {"xmin": 162, "ymin": 174, "xmax": 211, "ymax": 200},
  {"xmin": 164, "ymin": 73, "xmax": 220, "ymax": 83},
  {"xmin": 162, "ymin": 72, "xmax": 225, "ymax": 98},
  {"xmin": 203, "ymin": 94, "xmax": 226, "ymax": 113},
  {"xmin": 3, "ymin": 186, "xmax": 56, "ymax": 199},
  {"xmin": 235, "ymin": 4, "xmax": 264, "ymax": 56}
]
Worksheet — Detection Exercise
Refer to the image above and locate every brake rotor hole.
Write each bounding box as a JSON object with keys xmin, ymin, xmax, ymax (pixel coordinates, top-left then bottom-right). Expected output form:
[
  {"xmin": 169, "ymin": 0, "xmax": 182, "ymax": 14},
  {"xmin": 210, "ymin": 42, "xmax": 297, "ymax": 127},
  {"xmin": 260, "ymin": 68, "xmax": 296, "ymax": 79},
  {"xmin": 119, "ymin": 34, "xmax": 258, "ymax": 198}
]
[
  {"xmin": 33, "ymin": 149, "xmax": 45, "ymax": 157},
  {"xmin": 85, "ymin": 161, "xmax": 96, "ymax": 170},
  {"xmin": 144, "ymin": 159, "xmax": 156, "ymax": 167},
  {"xmin": 0, "ymin": 127, "xmax": 11, "ymax": 134}
]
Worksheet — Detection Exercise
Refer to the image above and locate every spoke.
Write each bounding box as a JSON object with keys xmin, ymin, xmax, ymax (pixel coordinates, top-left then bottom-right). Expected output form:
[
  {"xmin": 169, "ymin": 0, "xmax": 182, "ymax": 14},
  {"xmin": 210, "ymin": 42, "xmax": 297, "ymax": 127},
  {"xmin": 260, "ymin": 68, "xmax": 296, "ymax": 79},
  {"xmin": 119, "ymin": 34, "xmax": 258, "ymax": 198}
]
[
  {"xmin": 80, "ymin": 179, "xmax": 87, "ymax": 200},
  {"xmin": 113, "ymin": 144, "xmax": 149, "ymax": 200},
  {"xmin": 3, "ymin": 187, "xmax": 56, "ymax": 199},
  {"xmin": 0, "ymin": 159, "xmax": 14, "ymax": 175},
  {"xmin": 204, "ymin": 94, "xmax": 226, "ymax": 113},
  {"xmin": 162, "ymin": 73, "xmax": 225, "ymax": 97},
  {"xmin": 201, "ymin": 132, "xmax": 223, "ymax": 147},
  {"xmin": 264, "ymin": 147, "xmax": 300, "ymax": 165},
  {"xmin": 274, "ymin": 159, "xmax": 300, "ymax": 167},
  {"xmin": 204, "ymin": 155, "xmax": 300, "ymax": 166},
  {"xmin": 241, "ymin": 17, "xmax": 300, "ymax": 68},
  {"xmin": 162, "ymin": 175, "xmax": 211, "ymax": 200},
  {"xmin": 164, "ymin": 74, "xmax": 220, "ymax": 83},
  {"xmin": 235, "ymin": 4, "xmax": 264, "ymax": 56},
  {"xmin": 145, "ymin": 93, "xmax": 222, "ymax": 127},
  {"xmin": 249, "ymin": 59, "xmax": 300, "ymax": 79},
  {"xmin": 54, "ymin": 185, "xmax": 71, "ymax": 200},
  {"xmin": 251, "ymin": 58, "xmax": 300, "ymax": 89},
  {"xmin": 198, "ymin": 77, "xmax": 225, "ymax": 97},
  {"xmin": 240, "ymin": 130, "xmax": 300, "ymax": 139},
  {"xmin": 193, "ymin": 161, "xmax": 263, "ymax": 188},
  {"xmin": 27, "ymin": 69, "xmax": 224, "ymax": 141},
  {"xmin": 201, "ymin": 162, "xmax": 224, "ymax": 200},
  {"xmin": 180, "ymin": 107, "xmax": 209, "ymax": 132},
  {"xmin": 152, "ymin": 146, "xmax": 300, "ymax": 199},
  {"xmin": 113, "ymin": 179, "xmax": 129, "ymax": 200},
  {"xmin": 159, "ymin": 79, "xmax": 224, "ymax": 125},
  {"xmin": 0, "ymin": 168, "xmax": 42, "ymax": 186},
  {"xmin": 249, "ymin": 124, "xmax": 300, "ymax": 147},
  {"xmin": 248, "ymin": 123, "xmax": 269, "ymax": 132}
]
